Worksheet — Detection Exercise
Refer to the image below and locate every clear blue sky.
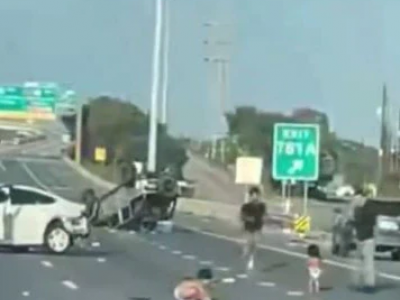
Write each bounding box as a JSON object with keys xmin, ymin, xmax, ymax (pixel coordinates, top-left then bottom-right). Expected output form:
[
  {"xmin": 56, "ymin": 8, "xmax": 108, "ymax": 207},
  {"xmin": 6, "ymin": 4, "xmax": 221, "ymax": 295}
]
[{"xmin": 0, "ymin": 0, "xmax": 397, "ymax": 146}]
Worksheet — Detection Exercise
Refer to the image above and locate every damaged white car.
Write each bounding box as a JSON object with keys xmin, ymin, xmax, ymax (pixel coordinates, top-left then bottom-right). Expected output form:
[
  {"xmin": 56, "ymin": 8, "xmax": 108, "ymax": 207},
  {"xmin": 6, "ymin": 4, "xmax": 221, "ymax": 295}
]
[{"xmin": 0, "ymin": 184, "xmax": 90, "ymax": 254}]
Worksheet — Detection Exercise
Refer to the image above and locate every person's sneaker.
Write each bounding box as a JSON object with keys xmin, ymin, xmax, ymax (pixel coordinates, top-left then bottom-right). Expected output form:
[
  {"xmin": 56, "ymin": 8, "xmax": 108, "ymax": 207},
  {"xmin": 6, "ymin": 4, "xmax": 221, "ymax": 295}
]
[{"xmin": 247, "ymin": 256, "xmax": 254, "ymax": 271}]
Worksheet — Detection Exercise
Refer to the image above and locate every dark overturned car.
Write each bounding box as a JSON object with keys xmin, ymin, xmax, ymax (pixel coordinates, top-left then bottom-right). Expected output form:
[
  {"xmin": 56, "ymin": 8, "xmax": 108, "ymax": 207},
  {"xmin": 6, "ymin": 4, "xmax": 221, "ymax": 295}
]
[
  {"xmin": 331, "ymin": 197, "xmax": 400, "ymax": 261},
  {"xmin": 80, "ymin": 162, "xmax": 181, "ymax": 232}
]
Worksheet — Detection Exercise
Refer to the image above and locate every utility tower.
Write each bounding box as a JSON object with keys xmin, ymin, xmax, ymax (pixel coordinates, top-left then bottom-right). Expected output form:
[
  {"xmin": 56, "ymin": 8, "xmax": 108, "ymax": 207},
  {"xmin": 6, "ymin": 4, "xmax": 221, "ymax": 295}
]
[
  {"xmin": 203, "ymin": 21, "xmax": 232, "ymax": 133},
  {"xmin": 203, "ymin": 21, "xmax": 232, "ymax": 162}
]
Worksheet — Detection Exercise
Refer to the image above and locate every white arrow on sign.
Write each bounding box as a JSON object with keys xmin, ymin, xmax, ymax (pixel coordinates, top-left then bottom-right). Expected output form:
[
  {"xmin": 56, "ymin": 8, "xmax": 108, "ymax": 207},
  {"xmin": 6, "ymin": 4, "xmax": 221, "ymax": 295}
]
[{"xmin": 288, "ymin": 159, "xmax": 304, "ymax": 175}]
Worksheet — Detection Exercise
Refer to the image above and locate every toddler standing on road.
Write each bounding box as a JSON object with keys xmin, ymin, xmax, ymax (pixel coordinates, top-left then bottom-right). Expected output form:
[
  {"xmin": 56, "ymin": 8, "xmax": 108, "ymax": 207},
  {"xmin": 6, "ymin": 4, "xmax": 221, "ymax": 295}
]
[{"xmin": 307, "ymin": 244, "xmax": 323, "ymax": 294}]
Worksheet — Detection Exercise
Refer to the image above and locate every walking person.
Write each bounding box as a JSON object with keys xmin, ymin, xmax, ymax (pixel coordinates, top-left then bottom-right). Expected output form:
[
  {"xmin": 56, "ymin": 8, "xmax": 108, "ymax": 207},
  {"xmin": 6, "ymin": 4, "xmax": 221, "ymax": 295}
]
[{"xmin": 240, "ymin": 186, "xmax": 267, "ymax": 271}]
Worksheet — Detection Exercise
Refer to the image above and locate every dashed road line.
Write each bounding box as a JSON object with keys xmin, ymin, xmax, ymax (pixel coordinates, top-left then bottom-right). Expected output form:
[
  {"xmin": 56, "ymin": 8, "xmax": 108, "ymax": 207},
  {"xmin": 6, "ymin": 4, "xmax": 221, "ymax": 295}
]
[
  {"xmin": 236, "ymin": 274, "xmax": 248, "ymax": 279},
  {"xmin": 41, "ymin": 260, "xmax": 53, "ymax": 268},
  {"xmin": 215, "ymin": 266, "xmax": 230, "ymax": 272},
  {"xmin": 97, "ymin": 257, "xmax": 106, "ymax": 263},
  {"xmin": 91, "ymin": 241, "xmax": 101, "ymax": 248},
  {"xmin": 199, "ymin": 260, "xmax": 213, "ymax": 265},
  {"xmin": 221, "ymin": 277, "xmax": 236, "ymax": 283},
  {"xmin": 0, "ymin": 161, "xmax": 6, "ymax": 171},
  {"xmin": 172, "ymin": 250, "xmax": 182, "ymax": 255},
  {"xmin": 257, "ymin": 281, "xmax": 276, "ymax": 287},
  {"xmin": 159, "ymin": 245, "xmax": 167, "ymax": 250},
  {"xmin": 21, "ymin": 291, "xmax": 30, "ymax": 297},
  {"xmin": 183, "ymin": 254, "xmax": 196, "ymax": 260},
  {"xmin": 62, "ymin": 280, "xmax": 79, "ymax": 290},
  {"xmin": 287, "ymin": 290, "xmax": 304, "ymax": 296}
]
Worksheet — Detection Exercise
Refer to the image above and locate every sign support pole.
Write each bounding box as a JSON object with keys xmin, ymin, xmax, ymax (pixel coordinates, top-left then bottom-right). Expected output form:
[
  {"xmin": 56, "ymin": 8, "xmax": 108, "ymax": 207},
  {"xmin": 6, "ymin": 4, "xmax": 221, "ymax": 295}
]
[
  {"xmin": 302, "ymin": 181, "xmax": 308, "ymax": 215},
  {"xmin": 281, "ymin": 180, "xmax": 286, "ymax": 199}
]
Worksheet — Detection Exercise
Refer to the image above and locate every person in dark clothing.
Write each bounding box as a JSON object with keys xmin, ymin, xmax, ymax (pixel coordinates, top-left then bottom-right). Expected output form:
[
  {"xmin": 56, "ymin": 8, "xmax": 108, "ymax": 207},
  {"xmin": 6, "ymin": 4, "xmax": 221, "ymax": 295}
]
[
  {"xmin": 352, "ymin": 192, "xmax": 376, "ymax": 293},
  {"xmin": 81, "ymin": 189, "xmax": 101, "ymax": 224},
  {"xmin": 240, "ymin": 186, "xmax": 267, "ymax": 270}
]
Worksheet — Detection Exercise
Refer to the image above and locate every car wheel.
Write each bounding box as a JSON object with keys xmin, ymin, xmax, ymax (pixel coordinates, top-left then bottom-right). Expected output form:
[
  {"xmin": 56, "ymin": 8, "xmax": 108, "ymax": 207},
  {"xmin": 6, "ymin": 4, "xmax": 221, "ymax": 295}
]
[
  {"xmin": 44, "ymin": 222, "xmax": 71, "ymax": 254},
  {"xmin": 391, "ymin": 250, "xmax": 400, "ymax": 261}
]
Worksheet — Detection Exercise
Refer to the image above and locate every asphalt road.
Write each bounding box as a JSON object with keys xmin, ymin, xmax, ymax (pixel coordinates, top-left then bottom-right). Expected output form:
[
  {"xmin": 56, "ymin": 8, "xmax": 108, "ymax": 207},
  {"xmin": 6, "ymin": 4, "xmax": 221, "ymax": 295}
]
[
  {"xmin": 0, "ymin": 154, "xmax": 306, "ymax": 300},
  {"xmin": 0, "ymin": 153, "xmax": 397, "ymax": 299}
]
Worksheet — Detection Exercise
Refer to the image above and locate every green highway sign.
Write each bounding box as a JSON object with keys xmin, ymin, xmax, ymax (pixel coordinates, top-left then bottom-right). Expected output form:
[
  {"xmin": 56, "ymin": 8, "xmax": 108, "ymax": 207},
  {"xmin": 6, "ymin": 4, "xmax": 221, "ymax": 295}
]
[
  {"xmin": 272, "ymin": 123, "xmax": 320, "ymax": 181},
  {"xmin": 0, "ymin": 86, "xmax": 27, "ymax": 111}
]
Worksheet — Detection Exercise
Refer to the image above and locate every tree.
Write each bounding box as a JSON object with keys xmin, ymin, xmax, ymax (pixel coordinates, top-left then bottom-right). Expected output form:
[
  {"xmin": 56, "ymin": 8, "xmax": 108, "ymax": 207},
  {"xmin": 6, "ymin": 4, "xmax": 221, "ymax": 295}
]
[{"xmin": 80, "ymin": 96, "xmax": 187, "ymax": 180}]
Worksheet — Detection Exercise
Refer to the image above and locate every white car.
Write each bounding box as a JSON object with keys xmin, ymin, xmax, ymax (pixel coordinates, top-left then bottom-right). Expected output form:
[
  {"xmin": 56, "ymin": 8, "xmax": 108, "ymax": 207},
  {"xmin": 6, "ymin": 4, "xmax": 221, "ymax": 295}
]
[{"xmin": 0, "ymin": 184, "xmax": 90, "ymax": 254}]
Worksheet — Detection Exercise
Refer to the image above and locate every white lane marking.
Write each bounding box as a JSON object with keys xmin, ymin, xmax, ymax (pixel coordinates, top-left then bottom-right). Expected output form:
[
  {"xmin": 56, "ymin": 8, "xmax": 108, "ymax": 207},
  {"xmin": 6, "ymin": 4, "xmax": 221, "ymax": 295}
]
[
  {"xmin": 287, "ymin": 291, "xmax": 304, "ymax": 296},
  {"xmin": 215, "ymin": 266, "xmax": 230, "ymax": 272},
  {"xmin": 172, "ymin": 250, "xmax": 182, "ymax": 255},
  {"xmin": 108, "ymin": 229, "xmax": 116, "ymax": 233},
  {"xmin": 21, "ymin": 291, "xmax": 30, "ymax": 297},
  {"xmin": 158, "ymin": 245, "xmax": 167, "ymax": 250},
  {"xmin": 199, "ymin": 260, "xmax": 213, "ymax": 265},
  {"xmin": 62, "ymin": 280, "xmax": 79, "ymax": 290},
  {"xmin": 41, "ymin": 260, "xmax": 53, "ymax": 268},
  {"xmin": 20, "ymin": 162, "xmax": 49, "ymax": 191},
  {"xmin": 183, "ymin": 254, "xmax": 196, "ymax": 260},
  {"xmin": 257, "ymin": 281, "xmax": 276, "ymax": 287},
  {"xmin": 91, "ymin": 241, "xmax": 101, "ymax": 248},
  {"xmin": 181, "ymin": 225, "xmax": 400, "ymax": 281},
  {"xmin": 236, "ymin": 273, "xmax": 248, "ymax": 279},
  {"xmin": 129, "ymin": 230, "xmax": 136, "ymax": 235},
  {"xmin": 0, "ymin": 161, "xmax": 6, "ymax": 171},
  {"xmin": 221, "ymin": 277, "xmax": 236, "ymax": 283},
  {"xmin": 97, "ymin": 257, "xmax": 106, "ymax": 263}
]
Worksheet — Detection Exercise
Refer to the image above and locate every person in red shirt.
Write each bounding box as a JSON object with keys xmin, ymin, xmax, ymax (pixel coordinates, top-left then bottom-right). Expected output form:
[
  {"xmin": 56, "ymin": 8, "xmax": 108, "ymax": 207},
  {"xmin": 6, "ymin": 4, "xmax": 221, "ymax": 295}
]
[{"xmin": 307, "ymin": 244, "xmax": 323, "ymax": 294}]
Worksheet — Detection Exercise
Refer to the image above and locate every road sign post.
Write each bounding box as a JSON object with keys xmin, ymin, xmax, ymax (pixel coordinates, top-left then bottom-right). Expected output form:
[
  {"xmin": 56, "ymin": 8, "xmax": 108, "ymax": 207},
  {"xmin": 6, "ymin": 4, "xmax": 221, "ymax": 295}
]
[{"xmin": 272, "ymin": 123, "xmax": 320, "ymax": 215}]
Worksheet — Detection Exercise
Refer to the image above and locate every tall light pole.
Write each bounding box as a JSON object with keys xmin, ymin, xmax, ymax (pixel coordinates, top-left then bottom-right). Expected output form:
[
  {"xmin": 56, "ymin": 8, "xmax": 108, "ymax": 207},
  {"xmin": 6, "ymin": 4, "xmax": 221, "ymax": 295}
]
[
  {"xmin": 147, "ymin": 0, "xmax": 164, "ymax": 173},
  {"xmin": 161, "ymin": 0, "xmax": 170, "ymax": 126}
]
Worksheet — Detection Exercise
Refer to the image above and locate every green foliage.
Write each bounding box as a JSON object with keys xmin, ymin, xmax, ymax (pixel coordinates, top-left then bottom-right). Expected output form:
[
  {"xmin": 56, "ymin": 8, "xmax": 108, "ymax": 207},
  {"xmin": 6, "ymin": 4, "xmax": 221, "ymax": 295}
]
[{"xmin": 81, "ymin": 96, "xmax": 187, "ymax": 181}]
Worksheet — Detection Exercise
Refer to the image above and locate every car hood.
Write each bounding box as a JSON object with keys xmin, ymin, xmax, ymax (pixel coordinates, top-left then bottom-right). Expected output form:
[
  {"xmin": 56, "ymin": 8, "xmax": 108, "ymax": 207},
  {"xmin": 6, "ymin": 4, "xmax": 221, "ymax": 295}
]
[{"xmin": 56, "ymin": 198, "xmax": 86, "ymax": 217}]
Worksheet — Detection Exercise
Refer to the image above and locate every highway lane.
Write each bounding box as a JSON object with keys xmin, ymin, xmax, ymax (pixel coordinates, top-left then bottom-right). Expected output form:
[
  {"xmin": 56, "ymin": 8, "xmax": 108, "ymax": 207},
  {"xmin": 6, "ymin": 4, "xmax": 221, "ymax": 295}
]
[
  {"xmin": 172, "ymin": 213, "xmax": 400, "ymax": 296},
  {"xmin": 1, "ymin": 153, "xmax": 399, "ymax": 299},
  {"xmin": 0, "ymin": 156, "xmax": 303, "ymax": 299}
]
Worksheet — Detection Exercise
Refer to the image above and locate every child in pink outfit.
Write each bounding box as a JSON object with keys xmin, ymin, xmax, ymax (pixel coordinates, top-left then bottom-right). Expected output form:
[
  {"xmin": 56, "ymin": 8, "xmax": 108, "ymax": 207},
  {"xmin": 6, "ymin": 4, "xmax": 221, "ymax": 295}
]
[{"xmin": 307, "ymin": 244, "xmax": 323, "ymax": 294}]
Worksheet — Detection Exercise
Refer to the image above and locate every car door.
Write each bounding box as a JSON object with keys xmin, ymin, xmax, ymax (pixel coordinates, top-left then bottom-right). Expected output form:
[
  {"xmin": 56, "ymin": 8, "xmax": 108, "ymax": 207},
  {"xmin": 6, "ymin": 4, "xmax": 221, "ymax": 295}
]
[
  {"xmin": 10, "ymin": 187, "xmax": 55, "ymax": 245},
  {"xmin": 0, "ymin": 187, "xmax": 11, "ymax": 243}
]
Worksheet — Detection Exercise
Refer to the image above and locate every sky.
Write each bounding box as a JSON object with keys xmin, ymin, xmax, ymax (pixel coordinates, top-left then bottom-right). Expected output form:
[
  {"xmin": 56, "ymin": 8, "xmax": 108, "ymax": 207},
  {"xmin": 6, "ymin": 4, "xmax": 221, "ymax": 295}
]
[{"xmin": 0, "ymin": 0, "xmax": 398, "ymax": 146}]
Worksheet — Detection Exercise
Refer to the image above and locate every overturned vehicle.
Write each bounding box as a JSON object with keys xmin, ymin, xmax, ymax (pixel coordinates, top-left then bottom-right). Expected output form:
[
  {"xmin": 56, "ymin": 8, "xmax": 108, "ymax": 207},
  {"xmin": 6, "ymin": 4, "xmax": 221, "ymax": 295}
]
[{"xmin": 81, "ymin": 162, "xmax": 180, "ymax": 232}]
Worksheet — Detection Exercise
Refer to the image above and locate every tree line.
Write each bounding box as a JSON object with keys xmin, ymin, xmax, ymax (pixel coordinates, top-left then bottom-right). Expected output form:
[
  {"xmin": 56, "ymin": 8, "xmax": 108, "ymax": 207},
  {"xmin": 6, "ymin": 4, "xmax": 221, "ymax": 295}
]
[
  {"xmin": 64, "ymin": 96, "xmax": 187, "ymax": 180},
  {"xmin": 198, "ymin": 106, "xmax": 379, "ymax": 190}
]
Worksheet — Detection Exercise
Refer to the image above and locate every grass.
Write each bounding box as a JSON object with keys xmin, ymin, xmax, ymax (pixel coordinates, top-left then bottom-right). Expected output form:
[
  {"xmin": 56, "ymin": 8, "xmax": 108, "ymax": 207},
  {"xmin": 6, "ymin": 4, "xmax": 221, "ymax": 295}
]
[{"xmin": 82, "ymin": 160, "xmax": 117, "ymax": 183}]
